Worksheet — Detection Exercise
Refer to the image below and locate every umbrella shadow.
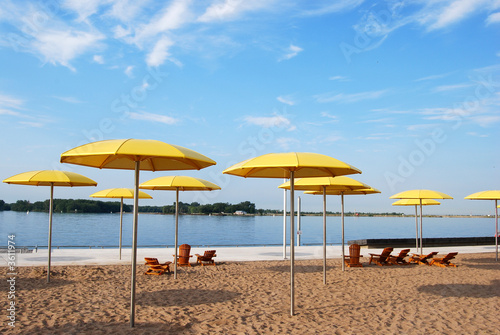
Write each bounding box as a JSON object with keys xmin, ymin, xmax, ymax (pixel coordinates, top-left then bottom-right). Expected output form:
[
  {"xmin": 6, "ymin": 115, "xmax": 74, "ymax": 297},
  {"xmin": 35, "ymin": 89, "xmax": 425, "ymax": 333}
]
[
  {"xmin": 138, "ymin": 289, "xmax": 241, "ymax": 307},
  {"xmin": 459, "ymin": 257, "xmax": 500, "ymax": 270},
  {"xmin": 0, "ymin": 276, "xmax": 75, "ymax": 291},
  {"xmin": 417, "ymin": 279, "xmax": 500, "ymax": 298}
]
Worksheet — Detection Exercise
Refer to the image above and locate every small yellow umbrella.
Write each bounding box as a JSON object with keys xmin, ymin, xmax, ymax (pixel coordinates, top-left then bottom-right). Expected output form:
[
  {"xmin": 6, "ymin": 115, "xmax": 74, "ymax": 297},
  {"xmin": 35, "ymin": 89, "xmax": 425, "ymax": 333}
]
[
  {"xmin": 61, "ymin": 139, "xmax": 216, "ymax": 327},
  {"xmin": 392, "ymin": 199, "xmax": 441, "ymax": 250},
  {"xmin": 89, "ymin": 188, "xmax": 153, "ymax": 260},
  {"xmin": 3, "ymin": 170, "xmax": 97, "ymax": 282},
  {"xmin": 279, "ymin": 176, "xmax": 371, "ymax": 276},
  {"xmin": 139, "ymin": 176, "xmax": 221, "ymax": 279},
  {"xmin": 223, "ymin": 152, "xmax": 361, "ymax": 316},
  {"xmin": 390, "ymin": 189, "xmax": 453, "ymax": 254},
  {"xmin": 465, "ymin": 190, "xmax": 500, "ymax": 261},
  {"xmin": 303, "ymin": 187, "xmax": 381, "ymax": 271}
]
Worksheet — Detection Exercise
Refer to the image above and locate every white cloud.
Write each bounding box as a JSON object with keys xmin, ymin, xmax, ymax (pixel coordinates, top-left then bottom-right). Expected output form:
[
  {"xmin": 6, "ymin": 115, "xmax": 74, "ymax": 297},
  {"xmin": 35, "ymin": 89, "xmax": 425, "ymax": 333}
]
[
  {"xmin": 277, "ymin": 95, "xmax": 295, "ymax": 106},
  {"xmin": 62, "ymin": 0, "xmax": 104, "ymax": 22},
  {"xmin": 329, "ymin": 75, "xmax": 349, "ymax": 81},
  {"xmin": 467, "ymin": 132, "xmax": 488, "ymax": 137},
  {"xmin": 107, "ymin": 0, "xmax": 147, "ymax": 22},
  {"xmin": 0, "ymin": 93, "xmax": 24, "ymax": 110},
  {"xmin": 53, "ymin": 96, "xmax": 84, "ymax": 103},
  {"xmin": 124, "ymin": 65, "xmax": 134, "ymax": 77},
  {"xmin": 486, "ymin": 11, "xmax": 500, "ymax": 24},
  {"xmin": 128, "ymin": 111, "xmax": 179, "ymax": 125},
  {"xmin": 415, "ymin": 72, "xmax": 454, "ymax": 82},
  {"xmin": 320, "ymin": 112, "xmax": 338, "ymax": 122},
  {"xmin": 276, "ymin": 137, "xmax": 299, "ymax": 150},
  {"xmin": 471, "ymin": 115, "xmax": 500, "ymax": 127},
  {"xmin": 134, "ymin": 0, "xmax": 192, "ymax": 43},
  {"xmin": 300, "ymin": 0, "xmax": 364, "ymax": 16},
  {"xmin": 314, "ymin": 90, "xmax": 388, "ymax": 103},
  {"xmin": 32, "ymin": 29, "xmax": 105, "ymax": 71},
  {"xmin": 93, "ymin": 55, "xmax": 104, "ymax": 64},
  {"xmin": 279, "ymin": 44, "xmax": 303, "ymax": 61},
  {"xmin": 244, "ymin": 115, "xmax": 293, "ymax": 129},
  {"xmin": 433, "ymin": 83, "xmax": 474, "ymax": 92},
  {"xmin": 146, "ymin": 37, "xmax": 174, "ymax": 67},
  {"xmin": 198, "ymin": 0, "xmax": 273, "ymax": 22}
]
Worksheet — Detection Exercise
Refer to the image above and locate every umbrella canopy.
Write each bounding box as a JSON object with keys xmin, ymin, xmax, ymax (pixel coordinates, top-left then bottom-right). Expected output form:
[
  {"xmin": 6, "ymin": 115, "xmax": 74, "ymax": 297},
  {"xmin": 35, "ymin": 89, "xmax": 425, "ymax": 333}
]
[
  {"xmin": 140, "ymin": 176, "xmax": 221, "ymax": 278},
  {"xmin": 465, "ymin": 190, "xmax": 500, "ymax": 261},
  {"xmin": 302, "ymin": 186, "xmax": 380, "ymax": 272},
  {"xmin": 3, "ymin": 170, "xmax": 97, "ymax": 282},
  {"xmin": 390, "ymin": 189, "xmax": 453, "ymax": 254},
  {"xmin": 392, "ymin": 199, "xmax": 441, "ymax": 251},
  {"xmin": 223, "ymin": 152, "xmax": 361, "ymax": 316},
  {"xmin": 61, "ymin": 139, "xmax": 216, "ymax": 328},
  {"xmin": 89, "ymin": 188, "xmax": 153, "ymax": 260},
  {"xmin": 279, "ymin": 176, "xmax": 372, "ymax": 277}
]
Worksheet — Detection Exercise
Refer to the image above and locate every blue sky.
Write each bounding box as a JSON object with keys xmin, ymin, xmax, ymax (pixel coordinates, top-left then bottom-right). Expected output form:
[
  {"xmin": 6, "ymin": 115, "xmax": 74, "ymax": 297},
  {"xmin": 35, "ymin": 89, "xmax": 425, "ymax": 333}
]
[{"xmin": 0, "ymin": 0, "xmax": 499, "ymax": 215}]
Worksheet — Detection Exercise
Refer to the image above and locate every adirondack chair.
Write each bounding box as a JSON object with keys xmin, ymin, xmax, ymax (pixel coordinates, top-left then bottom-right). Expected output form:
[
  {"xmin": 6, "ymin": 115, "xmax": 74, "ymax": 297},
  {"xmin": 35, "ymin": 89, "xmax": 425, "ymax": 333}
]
[
  {"xmin": 195, "ymin": 250, "xmax": 217, "ymax": 266},
  {"xmin": 388, "ymin": 249, "xmax": 411, "ymax": 265},
  {"xmin": 368, "ymin": 247, "xmax": 393, "ymax": 266},
  {"xmin": 344, "ymin": 244, "xmax": 363, "ymax": 267},
  {"xmin": 409, "ymin": 251, "xmax": 438, "ymax": 265},
  {"xmin": 430, "ymin": 252, "xmax": 458, "ymax": 267},
  {"xmin": 144, "ymin": 257, "xmax": 171, "ymax": 275},
  {"xmin": 174, "ymin": 244, "xmax": 192, "ymax": 267}
]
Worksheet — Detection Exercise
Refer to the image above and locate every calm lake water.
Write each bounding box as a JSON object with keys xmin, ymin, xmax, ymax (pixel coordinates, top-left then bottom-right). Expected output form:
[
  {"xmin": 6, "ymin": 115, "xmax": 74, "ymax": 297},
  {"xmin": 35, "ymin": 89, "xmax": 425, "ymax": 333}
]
[{"xmin": 0, "ymin": 211, "xmax": 495, "ymax": 248}]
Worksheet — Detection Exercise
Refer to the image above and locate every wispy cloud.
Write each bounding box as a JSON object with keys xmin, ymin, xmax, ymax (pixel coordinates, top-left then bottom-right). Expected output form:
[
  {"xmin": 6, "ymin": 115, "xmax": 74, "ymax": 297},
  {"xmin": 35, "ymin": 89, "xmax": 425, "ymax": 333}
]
[
  {"xmin": 276, "ymin": 137, "xmax": 299, "ymax": 150},
  {"xmin": 279, "ymin": 44, "xmax": 303, "ymax": 61},
  {"xmin": 329, "ymin": 75, "xmax": 349, "ymax": 81},
  {"xmin": 433, "ymin": 83, "xmax": 474, "ymax": 92},
  {"xmin": 128, "ymin": 111, "xmax": 180, "ymax": 125},
  {"xmin": 93, "ymin": 55, "xmax": 104, "ymax": 64},
  {"xmin": 53, "ymin": 96, "xmax": 84, "ymax": 104},
  {"xmin": 146, "ymin": 36, "xmax": 176, "ymax": 67},
  {"xmin": 486, "ymin": 12, "xmax": 500, "ymax": 25},
  {"xmin": 299, "ymin": 0, "xmax": 364, "ymax": 16},
  {"xmin": 244, "ymin": 114, "xmax": 294, "ymax": 130},
  {"xmin": 320, "ymin": 111, "xmax": 339, "ymax": 122},
  {"xmin": 198, "ymin": 0, "xmax": 273, "ymax": 22},
  {"xmin": 467, "ymin": 132, "xmax": 488, "ymax": 137},
  {"xmin": 415, "ymin": 72, "xmax": 454, "ymax": 82},
  {"xmin": 314, "ymin": 89, "xmax": 388, "ymax": 103},
  {"xmin": 277, "ymin": 95, "xmax": 295, "ymax": 106},
  {"xmin": 124, "ymin": 65, "xmax": 134, "ymax": 77}
]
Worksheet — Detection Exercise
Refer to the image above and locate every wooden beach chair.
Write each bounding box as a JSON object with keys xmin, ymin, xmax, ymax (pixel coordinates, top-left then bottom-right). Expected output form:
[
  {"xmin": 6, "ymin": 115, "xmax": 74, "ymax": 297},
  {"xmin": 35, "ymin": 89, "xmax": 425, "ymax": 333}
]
[
  {"xmin": 144, "ymin": 257, "xmax": 172, "ymax": 275},
  {"xmin": 409, "ymin": 251, "xmax": 438, "ymax": 265},
  {"xmin": 195, "ymin": 250, "xmax": 217, "ymax": 266},
  {"xmin": 388, "ymin": 249, "xmax": 411, "ymax": 265},
  {"xmin": 368, "ymin": 247, "xmax": 393, "ymax": 266},
  {"xmin": 344, "ymin": 244, "xmax": 363, "ymax": 267},
  {"xmin": 430, "ymin": 252, "xmax": 458, "ymax": 268},
  {"xmin": 174, "ymin": 244, "xmax": 193, "ymax": 267}
]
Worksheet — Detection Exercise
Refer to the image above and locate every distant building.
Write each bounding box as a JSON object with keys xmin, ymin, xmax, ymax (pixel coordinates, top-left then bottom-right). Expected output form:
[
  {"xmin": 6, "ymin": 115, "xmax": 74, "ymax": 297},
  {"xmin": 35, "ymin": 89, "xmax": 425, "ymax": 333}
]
[{"xmin": 234, "ymin": 210, "xmax": 247, "ymax": 215}]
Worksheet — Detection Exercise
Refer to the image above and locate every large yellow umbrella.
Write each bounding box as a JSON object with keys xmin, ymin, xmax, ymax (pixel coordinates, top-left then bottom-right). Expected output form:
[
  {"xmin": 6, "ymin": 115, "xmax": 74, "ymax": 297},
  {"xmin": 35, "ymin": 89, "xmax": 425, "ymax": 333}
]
[
  {"xmin": 390, "ymin": 189, "xmax": 453, "ymax": 254},
  {"xmin": 392, "ymin": 199, "xmax": 441, "ymax": 251},
  {"xmin": 60, "ymin": 139, "xmax": 216, "ymax": 327},
  {"xmin": 303, "ymin": 187, "xmax": 380, "ymax": 271},
  {"xmin": 89, "ymin": 188, "xmax": 153, "ymax": 260},
  {"xmin": 139, "ymin": 176, "xmax": 221, "ymax": 279},
  {"xmin": 223, "ymin": 152, "xmax": 361, "ymax": 316},
  {"xmin": 3, "ymin": 170, "xmax": 97, "ymax": 282},
  {"xmin": 279, "ymin": 176, "xmax": 371, "ymax": 277},
  {"xmin": 465, "ymin": 190, "xmax": 500, "ymax": 261}
]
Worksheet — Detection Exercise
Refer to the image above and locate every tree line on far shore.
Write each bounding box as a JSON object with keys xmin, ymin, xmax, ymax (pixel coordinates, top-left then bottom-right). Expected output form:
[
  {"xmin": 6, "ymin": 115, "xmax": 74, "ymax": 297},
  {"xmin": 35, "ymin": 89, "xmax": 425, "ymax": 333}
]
[{"xmin": 0, "ymin": 199, "xmax": 260, "ymax": 215}]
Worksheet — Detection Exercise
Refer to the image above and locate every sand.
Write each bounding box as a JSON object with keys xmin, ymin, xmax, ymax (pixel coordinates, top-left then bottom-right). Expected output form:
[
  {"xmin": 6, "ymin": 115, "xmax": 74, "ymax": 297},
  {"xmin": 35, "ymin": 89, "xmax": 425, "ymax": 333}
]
[{"xmin": 1, "ymin": 252, "xmax": 499, "ymax": 334}]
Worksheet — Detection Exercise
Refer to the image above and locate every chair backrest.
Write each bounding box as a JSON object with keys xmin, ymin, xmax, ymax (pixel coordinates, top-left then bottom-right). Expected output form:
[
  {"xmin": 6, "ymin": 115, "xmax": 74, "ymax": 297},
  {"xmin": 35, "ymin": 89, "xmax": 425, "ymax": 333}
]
[
  {"xmin": 178, "ymin": 244, "xmax": 191, "ymax": 265},
  {"xmin": 442, "ymin": 252, "xmax": 458, "ymax": 263},
  {"xmin": 396, "ymin": 249, "xmax": 410, "ymax": 260},
  {"xmin": 423, "ymin": 251, "xmax": 438, "ymax": 260},
  {"xmin": 204, "ymin": 250, "xmax": 216, "ymax": 258},
  {"xmin": 145, "ymin": 257, "xmax": 159, "ymax": 265},
  {"xmin": 348, "ymin": 244, "xmax": 361, "ymax": 264},
  {"xmin": 380, "ymin": 247, "xmax": 393, "ymax": 261}
]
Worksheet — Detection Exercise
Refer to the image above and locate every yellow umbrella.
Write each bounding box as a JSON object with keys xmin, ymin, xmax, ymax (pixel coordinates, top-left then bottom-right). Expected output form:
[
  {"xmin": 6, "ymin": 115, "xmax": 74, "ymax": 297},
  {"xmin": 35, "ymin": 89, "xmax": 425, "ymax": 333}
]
[
  {"xmin": 139, "ymin": 176, "xmax": 221, "ymax": 279},
  {"xmin": 61, "ymin": 139, "xmax": 216, "ymax": 328},
  {"xmin": 392, "ymin": 199, "xmax": 441, "ymax": 251},
  {"xmin": 223, "ymin": 152, "xmax": 361, "ymax": 316},
  {"xmin": 89, "ymin": 188, "xmax": 153, "ymax": 260},
  {"xmin": 302, "ymin": 187, "xmax": 380, "ymax": 272},
  {"xmin": 3, "ymin": 170, "xmax": 97, "ymax": 282},
  {"xmin": 279, "ymin": 176, "xmax": 371, "ymax": 276},
  {"xmin": 465, "ymin": 190, "xmax": 500, "ymax": 261},
  {"xmin": 390, "ymin": 189, "xmax": 453, "ymax": 254}
]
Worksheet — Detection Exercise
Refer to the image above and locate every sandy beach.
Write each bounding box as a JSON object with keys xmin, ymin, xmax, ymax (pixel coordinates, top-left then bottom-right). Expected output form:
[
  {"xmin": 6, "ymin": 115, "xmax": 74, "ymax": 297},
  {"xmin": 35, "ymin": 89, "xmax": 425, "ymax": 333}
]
[{"xmin": 2, "ymin": 251, "xmax": 499, "ymax": 334}]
